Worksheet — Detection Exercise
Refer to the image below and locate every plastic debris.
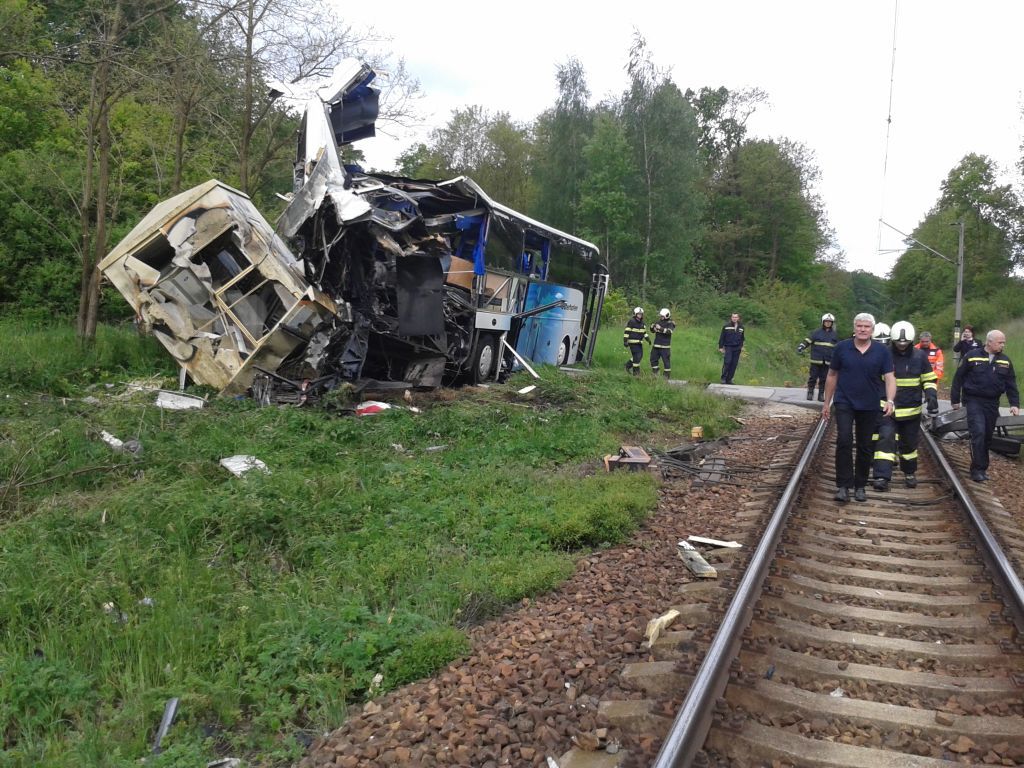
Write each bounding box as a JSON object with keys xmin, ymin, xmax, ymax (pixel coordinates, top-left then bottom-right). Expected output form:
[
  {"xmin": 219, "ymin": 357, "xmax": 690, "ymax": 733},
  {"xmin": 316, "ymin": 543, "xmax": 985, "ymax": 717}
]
[
  {"xmin": 219, "ymin": 455, "xmax": 269, "ymax": 477},
  {"xmin": 517, "ymin": 385, "xmax": 537, "ymax": 395},
  {"xmin": 356, "ymin": 401, "xmax": 392, "ymax": 416},
  {"xmin": 99, "ymin": 430, "xmax": 143, "ymax": 456},
  {"xmin": 155, "ymin": 390, "xmax": 206, "ymax": 410},
  {"xmin": 830, "ymin": 687, "xmax": 845, "ymax": 697}
]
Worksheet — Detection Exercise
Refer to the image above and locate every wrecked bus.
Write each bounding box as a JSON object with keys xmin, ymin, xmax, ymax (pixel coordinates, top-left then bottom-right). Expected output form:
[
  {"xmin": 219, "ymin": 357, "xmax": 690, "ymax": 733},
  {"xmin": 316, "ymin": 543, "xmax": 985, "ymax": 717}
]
[{"xmin": 99, "ymin": 61, "xmax": 608, "ymax": 399}]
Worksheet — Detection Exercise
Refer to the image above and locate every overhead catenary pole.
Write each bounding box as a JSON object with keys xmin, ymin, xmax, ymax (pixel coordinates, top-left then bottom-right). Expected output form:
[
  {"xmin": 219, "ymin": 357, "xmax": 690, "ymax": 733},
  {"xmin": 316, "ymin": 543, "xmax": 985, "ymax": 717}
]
[
  {"xmin": 878, "ymin": 218, "xmax": 965, "ymax": 354},
  {"xmin": 953, "ymin": 219, "xmax": 965, "ymax": 363}
]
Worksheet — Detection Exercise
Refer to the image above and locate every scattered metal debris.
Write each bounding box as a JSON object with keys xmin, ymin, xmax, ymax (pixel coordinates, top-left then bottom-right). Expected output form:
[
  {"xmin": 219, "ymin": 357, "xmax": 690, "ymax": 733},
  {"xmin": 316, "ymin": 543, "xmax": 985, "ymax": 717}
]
[
  {"xmin": 100, "ymin": 60, "xmax": 607, "ymax": 402},
  {"xmin": 152, "ymin": 697, "xmax": 179, "ymax": 754}
]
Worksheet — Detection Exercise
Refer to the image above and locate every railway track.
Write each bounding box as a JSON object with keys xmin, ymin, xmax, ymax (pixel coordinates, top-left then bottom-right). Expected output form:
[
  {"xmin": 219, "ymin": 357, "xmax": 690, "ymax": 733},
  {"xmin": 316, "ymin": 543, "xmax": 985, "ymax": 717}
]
[{"xmin": 586, "ymin": 418, "xmax": 1024, "ymax": 768}]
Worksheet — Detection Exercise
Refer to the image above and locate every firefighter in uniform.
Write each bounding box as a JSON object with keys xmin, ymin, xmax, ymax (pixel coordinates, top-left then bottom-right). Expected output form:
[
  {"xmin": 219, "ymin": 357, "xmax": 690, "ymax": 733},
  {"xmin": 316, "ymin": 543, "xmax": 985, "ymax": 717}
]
[
  {"xmin": 797, "ymin": 312, "xmax": 838, "ymax": 401},
  {"xmin": 950, "ymin": 329, "xmax": 1020, "ymax": 482},
  {"xmin": 649, "ymin": 308, "xmax": 675, "ymax": 378},
  {"xmin": 718, "ymin": 312, "xmax": 745, "ymax": 384},
  {"xmin": 623, "ymin": 307, "xmax": 649, "ymax": 376},
  {"xmin": 915, "ymin": 331, "xmax": 945, "ymax": 382},
  {"xmin": 872, "ymin": 321, "xmax": 938, "ymax": 490}
]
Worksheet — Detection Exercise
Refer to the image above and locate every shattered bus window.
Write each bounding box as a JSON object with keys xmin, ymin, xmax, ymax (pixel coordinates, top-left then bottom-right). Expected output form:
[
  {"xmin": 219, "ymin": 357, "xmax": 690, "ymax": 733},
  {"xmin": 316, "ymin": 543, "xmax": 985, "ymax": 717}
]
[{"xmin": 100, "ymin": 60, "xmax": 608, "ymax": 403}]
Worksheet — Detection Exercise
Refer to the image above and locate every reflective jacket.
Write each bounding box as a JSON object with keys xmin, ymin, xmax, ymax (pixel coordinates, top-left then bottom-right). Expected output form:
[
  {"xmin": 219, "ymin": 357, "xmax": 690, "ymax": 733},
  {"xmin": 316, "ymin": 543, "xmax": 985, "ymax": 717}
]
[
  {"xmin": 915, "ymin": 341, "xmax": 944, "ymax": 380},
  {"xmin": 951, "ymin": 351, "xmax": 1020, "ymax": 406},
  {"xmin": 802, "ymin": 326, "xmax": 838, "ymax": 365},
  {"xmin": 623, "ymin": 316, "xmax": 648, "ymax": 346},
  {"xmin": 718, "ymin": 323, "xmax": 745, "ymax": 348},
  {"xmin": 650, "ymin": 319, "xmax": 675, "ymax": 349},
  {"xmin": 889, "ymin": 346, "xmax": 938, "ymax": 420}
]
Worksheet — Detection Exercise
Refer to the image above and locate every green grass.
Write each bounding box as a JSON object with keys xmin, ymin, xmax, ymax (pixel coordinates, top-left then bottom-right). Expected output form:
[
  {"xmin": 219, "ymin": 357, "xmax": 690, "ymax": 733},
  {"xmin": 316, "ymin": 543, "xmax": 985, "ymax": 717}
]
[{"xmin": 0, "ymin": 318, "xmax": 797, "ymax": 767}]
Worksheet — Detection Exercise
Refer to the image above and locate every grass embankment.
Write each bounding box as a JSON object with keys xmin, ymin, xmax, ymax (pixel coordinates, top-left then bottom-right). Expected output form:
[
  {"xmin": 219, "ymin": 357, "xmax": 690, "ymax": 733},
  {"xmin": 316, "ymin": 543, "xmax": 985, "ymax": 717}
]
[{"xmin": 0, "ymin": 320, "xmax": 757, "ymax": 767}]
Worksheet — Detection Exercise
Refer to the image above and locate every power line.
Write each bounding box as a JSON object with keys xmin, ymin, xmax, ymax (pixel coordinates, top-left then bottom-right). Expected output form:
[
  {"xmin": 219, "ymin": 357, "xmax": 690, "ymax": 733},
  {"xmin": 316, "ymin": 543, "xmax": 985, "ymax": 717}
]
[{"xmin": 877, "ymin": 0, "xmax": 900, "ymax": 257}]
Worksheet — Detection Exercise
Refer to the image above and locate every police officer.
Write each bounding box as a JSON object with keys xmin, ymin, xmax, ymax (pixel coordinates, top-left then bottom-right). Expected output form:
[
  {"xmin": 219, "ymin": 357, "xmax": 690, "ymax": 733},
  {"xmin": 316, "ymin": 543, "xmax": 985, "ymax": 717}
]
[
  {"xmin": 872, "ymin": 321, "xmax": 938, "ymax": 490},
  {"xmin": 623, "ymin": 307, "xmax": 649, "ymax": 376},
  {"xmin": 718, "ymin": 312, "xmax": 744, "ymax": 384},
  {"xmin": 950, "ymin": 330, "xmax": 1020, "ymax": 482},
  {"xmin": 650, "ymin": 308, "xmax": 675, "ymax": 378},
  {"xmin": 797, "ymin": 313, "xmax": 838, "ymax": 401}
]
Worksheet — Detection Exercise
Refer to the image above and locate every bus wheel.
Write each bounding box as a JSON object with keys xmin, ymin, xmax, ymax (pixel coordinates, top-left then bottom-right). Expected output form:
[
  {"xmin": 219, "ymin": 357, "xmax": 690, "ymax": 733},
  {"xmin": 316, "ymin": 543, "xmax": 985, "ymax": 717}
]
[
  {"xmin": 558, "ymin": 336, "xmax": 571, "ymax": 366},
  {"xmin": 472, "ymin": 334, "xmax": 496, "ymax": 383}
]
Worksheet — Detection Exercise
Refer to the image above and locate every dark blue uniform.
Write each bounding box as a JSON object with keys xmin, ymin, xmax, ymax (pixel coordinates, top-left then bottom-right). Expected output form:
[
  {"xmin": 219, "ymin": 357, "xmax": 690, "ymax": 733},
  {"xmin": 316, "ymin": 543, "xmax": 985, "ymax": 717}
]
[
  {"xmin": 649, "ymin": 319, "xmax": 675, "ymax": 378},
  {"xmin": 799, "ymin": 325, "xmax": 839, "ymax": 399},
  {"xmin": 951, "ymin": 350, "xmax": 1020, "ymax": 475},
  {"xmin": 623, "ymin": 316, "xmax": 648, "ymax": 375},
  {"xmin": 718, "ymin": 321, "xmax": 744, "ymax": 384},
  {"xmin": 873, "ymin": 346, "xmax": 937, "ymax": 482},
  {"xmin": 830, "ymin": 338, "xmax": 894, "ymax": 491}
]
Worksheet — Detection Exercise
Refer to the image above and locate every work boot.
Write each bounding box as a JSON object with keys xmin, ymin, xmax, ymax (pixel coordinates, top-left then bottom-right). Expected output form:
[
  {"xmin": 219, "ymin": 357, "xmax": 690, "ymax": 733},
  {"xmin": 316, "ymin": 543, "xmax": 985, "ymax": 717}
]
[
  {"xmin": 806, "ymin": 388, "xmax": 814, "ymax": 401},
  {"xmin": 817, "ymin": 390, "xmax": 825, "ymax": 402},
  {"xmin": 904, "ymin": 474, "xmax": 917, "ymax": 488},
  {"xmin": 854, "ymin": 487, "xmax": 867, "ymax": 502},
  {"xmin": 970, "ymin": 470, "xmax": 985, "ymax": 483},
  {"xmin": 834, "ymin": 487, "xmax": 849, "ymax": 503},
  {"xmin": 873, "ymin": 477, "xmax": 889, "ymax": 492}
]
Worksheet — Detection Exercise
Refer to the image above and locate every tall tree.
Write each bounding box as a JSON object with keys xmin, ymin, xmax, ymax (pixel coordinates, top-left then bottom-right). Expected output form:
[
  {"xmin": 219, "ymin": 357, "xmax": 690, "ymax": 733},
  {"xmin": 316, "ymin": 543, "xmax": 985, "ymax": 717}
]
[
  {"xmin": 621, "ymin": 32, "xmax": 703, "ymax": 300},
  {"xmin": 531, "ymin": 57, "xmax": 592, "ymax": 232},
  {"xmin": 699, "ymin": 139, "xmax": 824, "ymax": 292},
  {"xmin": 889, "ymin": 154, "xmax": 1023, "ymax": 319},
  {"xmin": 685, "ymin": 85, "xmax": 767, "ymax": 170},
  {"xmin": 41, "ymin": 0, "xmax": 177, "ymax": 339},
  {"xmin": 577, "ymin": 110, "xmax": 638, "ymax": 278}
]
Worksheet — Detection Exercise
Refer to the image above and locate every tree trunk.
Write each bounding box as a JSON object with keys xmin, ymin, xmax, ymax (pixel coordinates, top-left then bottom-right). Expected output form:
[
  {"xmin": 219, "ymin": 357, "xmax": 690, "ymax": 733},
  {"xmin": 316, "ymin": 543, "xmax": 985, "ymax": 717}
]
[{"xmin": 641, "ymin": 122, "xmax": 652, "ymax": 301}]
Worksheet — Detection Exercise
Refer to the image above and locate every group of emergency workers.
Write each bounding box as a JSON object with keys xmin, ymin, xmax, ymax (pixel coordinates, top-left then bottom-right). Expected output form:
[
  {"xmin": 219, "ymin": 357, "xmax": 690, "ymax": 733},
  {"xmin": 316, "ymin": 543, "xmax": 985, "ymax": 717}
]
[
  {"xmin": 808, "ymin": 312, "xmax": 1019, "ymax": 500},
  {"xmin": 623, "ymin": 307, "xmax": 676, "ymax": 377}
]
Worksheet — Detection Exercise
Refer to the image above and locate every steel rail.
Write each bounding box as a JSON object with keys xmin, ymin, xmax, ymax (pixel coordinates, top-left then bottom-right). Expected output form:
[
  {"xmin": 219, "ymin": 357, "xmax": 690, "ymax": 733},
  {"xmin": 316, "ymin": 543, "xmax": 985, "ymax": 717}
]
[
  {"xmin": 922, "ymin": 429, "xmax": 1024, "ymax": 628},
  {"xmin": 651, "ymin": 416, "xmax": 829, "ymax": 768}
]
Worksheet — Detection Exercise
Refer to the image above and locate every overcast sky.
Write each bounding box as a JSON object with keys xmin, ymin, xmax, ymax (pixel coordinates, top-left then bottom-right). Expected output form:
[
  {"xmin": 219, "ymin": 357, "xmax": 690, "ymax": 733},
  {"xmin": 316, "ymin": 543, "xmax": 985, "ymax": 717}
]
[{"xmin": 336, "ymin": 1, "xmax": 1024, "ymax": 278}]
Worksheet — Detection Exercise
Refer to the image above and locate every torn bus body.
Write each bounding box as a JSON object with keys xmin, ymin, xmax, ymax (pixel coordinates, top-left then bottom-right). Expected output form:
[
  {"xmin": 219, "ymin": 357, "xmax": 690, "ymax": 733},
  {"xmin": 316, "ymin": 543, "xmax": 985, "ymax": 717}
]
[{"xmin": 100, "ymin": 61, "xmax": 607, "ymax": 397}]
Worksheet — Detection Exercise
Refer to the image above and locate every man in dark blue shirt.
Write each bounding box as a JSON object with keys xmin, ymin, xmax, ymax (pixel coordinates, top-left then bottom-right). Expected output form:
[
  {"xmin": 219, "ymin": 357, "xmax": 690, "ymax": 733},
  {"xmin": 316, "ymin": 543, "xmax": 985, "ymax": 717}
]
[
  {"xmin": 950, "ymin": 329, "xmax": 1020, "ymax": 482},
  {"xmin": 822, "ymin": 313, "xmax": 897, "ymax": 503},
  {"xmin": 718, "ymin": 312, "xmax": 744, "ymax": 384}
]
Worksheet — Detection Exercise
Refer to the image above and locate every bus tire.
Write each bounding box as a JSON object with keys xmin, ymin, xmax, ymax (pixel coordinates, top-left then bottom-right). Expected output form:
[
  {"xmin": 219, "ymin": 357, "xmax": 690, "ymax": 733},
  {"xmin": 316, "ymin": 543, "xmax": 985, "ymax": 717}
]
[
  {"xmin": 471, "ymin": 334, "xmax": 497, "ymax": 383},
  {"xmin": 558, "ymin": 335, "xmax": 572, "ymax": 366}
]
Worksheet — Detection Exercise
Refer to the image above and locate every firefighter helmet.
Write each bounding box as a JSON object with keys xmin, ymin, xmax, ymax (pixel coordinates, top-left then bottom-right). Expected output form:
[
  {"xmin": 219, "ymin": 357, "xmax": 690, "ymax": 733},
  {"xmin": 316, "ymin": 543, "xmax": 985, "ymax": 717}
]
[
  {"xmin": 659, "ymin": 308, "xmax": 671, "ymax": 319},
  {"xmin": 873, "ymin": 322, "xmax": 891, "ymax": 342},
  {"xmin": 633, "ymin": 307, "xmax": 644, "ymax": 316},
  {"xmin": 891, "ymin": 320, "xmax": 915, "ymax": 344},
  {"xmin": 821, "ymin": 313, "xmax": 835, "ymax": 323}
]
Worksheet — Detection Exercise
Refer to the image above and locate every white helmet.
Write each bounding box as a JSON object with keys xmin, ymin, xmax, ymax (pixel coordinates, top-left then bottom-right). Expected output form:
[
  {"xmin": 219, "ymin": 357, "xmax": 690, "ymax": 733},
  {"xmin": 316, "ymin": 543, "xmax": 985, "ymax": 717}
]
[
  {"xmin": 873, "ymin": 322, "xmax": 891, "ymax": 341},
  {"xmin": 633, "ymin": 306, "xmax": 644, "ymax": 316},
  {"xmin": 659, "ymin": 308, "xmax": 671, "ymax": 319},
  {"xmin": 890, "ymin": 320, "xmax": 915, "ymax": 344},
  {"xmin": 821, "ymin": 313, "xmax": 835, "ymax": 323}
]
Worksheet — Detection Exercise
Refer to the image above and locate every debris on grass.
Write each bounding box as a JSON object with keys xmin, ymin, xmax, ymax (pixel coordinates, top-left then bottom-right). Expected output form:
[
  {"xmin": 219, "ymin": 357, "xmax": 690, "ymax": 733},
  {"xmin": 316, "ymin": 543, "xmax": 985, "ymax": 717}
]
[{"xmin": 219, "ymin": 455, "xmax": 269, "ymax": 477}]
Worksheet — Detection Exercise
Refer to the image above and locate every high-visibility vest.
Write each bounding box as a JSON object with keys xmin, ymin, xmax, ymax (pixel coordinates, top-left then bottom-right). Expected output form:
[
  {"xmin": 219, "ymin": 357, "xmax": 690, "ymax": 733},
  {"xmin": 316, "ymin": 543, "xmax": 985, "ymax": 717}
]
[{"xmin": 915, "ymin": 342, "xmax": 944, "ymax": 380}]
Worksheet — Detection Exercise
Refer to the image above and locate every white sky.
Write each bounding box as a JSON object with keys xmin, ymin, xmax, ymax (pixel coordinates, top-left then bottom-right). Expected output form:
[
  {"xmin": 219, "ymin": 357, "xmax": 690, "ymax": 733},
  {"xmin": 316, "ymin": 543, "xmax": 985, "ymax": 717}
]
[{"xmin": 336, "ymin": 0, "xmax": 1024, "ymax": 278}]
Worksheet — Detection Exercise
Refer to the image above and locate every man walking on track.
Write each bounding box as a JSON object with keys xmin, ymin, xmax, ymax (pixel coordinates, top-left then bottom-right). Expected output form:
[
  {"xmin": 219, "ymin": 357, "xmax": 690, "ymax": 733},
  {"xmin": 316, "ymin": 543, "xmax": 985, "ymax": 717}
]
[
  {"xmin": 822, "ymin": 313, "xmax": 896, "ymax": 503},
  {"xmin": 950, "ymin": 329, "xmax": 1020, "ymax": 482}
]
